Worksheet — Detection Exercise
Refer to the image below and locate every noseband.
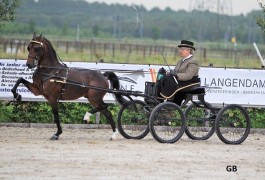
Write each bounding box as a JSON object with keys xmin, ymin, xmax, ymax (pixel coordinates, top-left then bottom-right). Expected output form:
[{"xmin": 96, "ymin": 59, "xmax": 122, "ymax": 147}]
[{"xmin": 28, "ymin": 40, "xmax": 44, "ymax": 67}]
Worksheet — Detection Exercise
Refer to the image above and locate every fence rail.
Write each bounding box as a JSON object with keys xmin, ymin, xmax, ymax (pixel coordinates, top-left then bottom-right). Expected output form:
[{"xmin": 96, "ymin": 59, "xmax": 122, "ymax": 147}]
[{"xmin": 0, "ymin": 38, "xmax": 262, "ymax": 66}]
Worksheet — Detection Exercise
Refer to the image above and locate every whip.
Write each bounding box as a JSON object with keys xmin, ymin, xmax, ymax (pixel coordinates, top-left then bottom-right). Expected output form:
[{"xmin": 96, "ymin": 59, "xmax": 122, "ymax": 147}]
[{"xmin": 131, "ymin": 3, "xmax": 171, "ymax": 71}]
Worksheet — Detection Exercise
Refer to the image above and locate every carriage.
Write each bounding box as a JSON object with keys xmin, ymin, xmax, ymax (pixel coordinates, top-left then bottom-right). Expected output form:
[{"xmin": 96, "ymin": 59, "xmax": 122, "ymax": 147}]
[
  {"xmin": 117, "ymin": 81, "xmax": 251, "ymax": 144},
  {"xmin": 11, "ymin": 33, "xmax": 251, "ymax": 144}
]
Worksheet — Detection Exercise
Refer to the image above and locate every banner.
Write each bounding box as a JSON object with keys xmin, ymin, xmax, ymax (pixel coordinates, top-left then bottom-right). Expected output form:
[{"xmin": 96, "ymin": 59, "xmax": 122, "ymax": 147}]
[
  {"xmin": 200, "ymin": 68, "xmax": 265, "ymax": 106},
  {"xmin": 1, "ymin": 59, "xmax": 265, "ymax": 106}
]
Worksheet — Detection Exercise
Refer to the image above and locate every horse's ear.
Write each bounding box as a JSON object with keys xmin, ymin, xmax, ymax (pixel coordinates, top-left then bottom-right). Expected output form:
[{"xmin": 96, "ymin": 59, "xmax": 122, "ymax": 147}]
[
  {"xmin": 33, "ymin": 32, "xmax": 36, "ymax": 39},
  {"xmin": 39, "ymin": 33, "xmax": 42, "ymax": 39}
]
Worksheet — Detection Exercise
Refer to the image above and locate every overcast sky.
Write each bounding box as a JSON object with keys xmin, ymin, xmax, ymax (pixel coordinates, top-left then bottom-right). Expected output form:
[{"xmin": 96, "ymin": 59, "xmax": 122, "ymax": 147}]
[{"xmin": 85, "ymin": 0, "xmax": 262, "ymax": 15}]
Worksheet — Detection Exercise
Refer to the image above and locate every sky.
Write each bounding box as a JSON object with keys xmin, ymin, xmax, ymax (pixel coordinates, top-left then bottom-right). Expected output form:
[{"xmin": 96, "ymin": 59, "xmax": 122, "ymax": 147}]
[{"xmin": 84, "ymin": 0, "xmax": 262, "ymax": 15}]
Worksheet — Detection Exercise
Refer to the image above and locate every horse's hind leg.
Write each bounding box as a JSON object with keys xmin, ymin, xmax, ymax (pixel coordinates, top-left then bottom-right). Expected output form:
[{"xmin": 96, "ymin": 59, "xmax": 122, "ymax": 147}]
[
  {"xmin": 90, "ymin": 100, "xmax": 116, "ymax": 132},
  {"xmin": 100, "ymin": 108, "xmax": 119, "ymax": 140},
  {"xmin": 89, "ymin": 98, "xmax": 118, "ymax": 140},
  {"xmin": 100, "ymin": 107, "xmax": 116, "ymax": 132}
]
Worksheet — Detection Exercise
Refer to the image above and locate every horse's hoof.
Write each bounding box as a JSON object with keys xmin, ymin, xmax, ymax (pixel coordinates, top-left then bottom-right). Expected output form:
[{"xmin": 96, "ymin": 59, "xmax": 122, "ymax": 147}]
[
  {"xmin": 50, "ymin": 135, "xmax": 59, "ymax": 140},
  {"xmin": 14, "ymin": 93, "xmax": 22, "ymax": 102},
  {"xmin": 16, "ymin": 94, "xmax": 22, "ymax": 102},
  {"xmin": 110, "ymin": 129, "xmax": 119, "ymax": 141}
]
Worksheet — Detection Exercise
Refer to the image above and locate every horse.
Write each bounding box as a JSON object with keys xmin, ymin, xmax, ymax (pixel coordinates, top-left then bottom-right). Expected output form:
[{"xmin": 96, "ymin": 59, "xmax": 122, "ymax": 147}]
[{"xmin": 11, "ymin": 32, "xmax": 127, "ymax": 140}]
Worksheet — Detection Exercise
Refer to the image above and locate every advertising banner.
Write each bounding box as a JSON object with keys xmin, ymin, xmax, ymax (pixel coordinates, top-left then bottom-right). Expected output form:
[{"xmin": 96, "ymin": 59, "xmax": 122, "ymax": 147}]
[{"xmin": 1, "ymin": 59, "xmax": 265, "ymax": 106}]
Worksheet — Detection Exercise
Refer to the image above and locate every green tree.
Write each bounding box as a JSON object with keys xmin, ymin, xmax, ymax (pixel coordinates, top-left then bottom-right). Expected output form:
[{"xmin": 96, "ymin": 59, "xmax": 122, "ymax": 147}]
[
  {"xmin": 61, "ymin": 22, "xmax": 68, "ymax": 36},
  {"xmin": 28, "ymin": 19, "xmax": 35, "ymax": 33},
  {"xmin": 151, "ymin": 26, "xmax": 160, "ymax": 40},
  {"xmin": 92, "ymin": 25, "xmax": 99, "ymax": 37},
  {"xmin": 0, "ymin": 0, "xmax": 20, "ymax": 29},
  {"xmin": 257, "ymin": 2, "xmax": 265, "ymax": 33}
]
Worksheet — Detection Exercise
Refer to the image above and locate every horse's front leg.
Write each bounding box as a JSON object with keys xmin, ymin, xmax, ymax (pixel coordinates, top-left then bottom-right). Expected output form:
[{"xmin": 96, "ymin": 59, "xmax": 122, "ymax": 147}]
[
  {"xmin": 11, "ymin": 77, "xmax": 41, "ymax": 102},
  {"xmin": 50, "ymin": 102, "xmax": 62, "ymax": 140},
  {"xmin": 11, "ymin": 77, "xmax": 25, "ymax": 101}
]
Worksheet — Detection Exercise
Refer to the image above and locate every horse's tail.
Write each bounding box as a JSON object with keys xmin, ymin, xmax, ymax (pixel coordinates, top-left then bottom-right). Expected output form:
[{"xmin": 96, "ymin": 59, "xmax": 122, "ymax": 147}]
[{"xmin": 103, "ymin": 71, "xmax": 128, "ymax": 106}]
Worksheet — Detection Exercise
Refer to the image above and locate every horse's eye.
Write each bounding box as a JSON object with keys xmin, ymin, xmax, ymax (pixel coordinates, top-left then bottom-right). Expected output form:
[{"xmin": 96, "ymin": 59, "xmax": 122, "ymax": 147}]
[
  {"xmin": 27, "ymin": 46, "xmax": 30, "ymax": 51},
  {"xmin": 34, "ymin": 47, "xmax": 42, "ymax": 53}
]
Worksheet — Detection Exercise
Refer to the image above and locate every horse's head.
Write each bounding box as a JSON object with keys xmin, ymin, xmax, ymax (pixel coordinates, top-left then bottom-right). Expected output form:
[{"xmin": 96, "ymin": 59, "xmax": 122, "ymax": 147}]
[{"xmin": 26, "ymin": 32, "xmax": 45, "ymax": 69}]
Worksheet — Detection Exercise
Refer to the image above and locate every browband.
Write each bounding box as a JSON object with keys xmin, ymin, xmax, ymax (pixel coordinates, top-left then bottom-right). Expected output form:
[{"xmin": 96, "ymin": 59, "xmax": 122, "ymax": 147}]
[{"xmin": 30, "ymin": 40, "xmax": 43, "ymax": 46}]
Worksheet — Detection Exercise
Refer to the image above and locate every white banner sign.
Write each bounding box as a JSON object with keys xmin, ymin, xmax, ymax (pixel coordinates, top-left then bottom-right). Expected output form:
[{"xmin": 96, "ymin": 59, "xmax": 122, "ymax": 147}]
[
  {"xmin": 200, "ymin": 68, "xmax": 265, "ymax": 106},
  {"xmin": 1, "ymin": 59, "xmax": 265, "ymax": 106}
]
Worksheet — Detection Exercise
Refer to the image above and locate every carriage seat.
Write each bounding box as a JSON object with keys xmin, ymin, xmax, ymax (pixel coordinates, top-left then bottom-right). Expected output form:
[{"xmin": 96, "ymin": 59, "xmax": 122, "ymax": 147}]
[
  {"xmin": 181, "ymin": 86, "xmax": 206, "ymax": 107},
  {"xmin": 186, "ymin": 86, "xmax": 205, "ymax": 94}
]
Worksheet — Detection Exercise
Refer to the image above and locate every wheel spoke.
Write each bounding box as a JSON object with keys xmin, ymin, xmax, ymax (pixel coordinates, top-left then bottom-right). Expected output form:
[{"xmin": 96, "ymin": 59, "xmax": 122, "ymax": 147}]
[
  {"xmin": 149, "ymin": 102, "xmax": 186, "ymax": 143},
  {"xmin": 185, "ymin": 103, "xmax": 216, "ymax": 140},
  {"xmin": 118, "ymin": 100, "xmax": 150, "ymax": 139},
  {"xmin": 216, "ymin": 105, "xmax": 250, "ymax": 144}
]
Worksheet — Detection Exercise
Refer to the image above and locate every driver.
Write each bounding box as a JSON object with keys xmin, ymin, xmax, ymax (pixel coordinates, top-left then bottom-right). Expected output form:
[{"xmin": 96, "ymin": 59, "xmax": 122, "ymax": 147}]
[{"xmin": 159, "ymin": 40, "xmax": 200, "ymax": 105}]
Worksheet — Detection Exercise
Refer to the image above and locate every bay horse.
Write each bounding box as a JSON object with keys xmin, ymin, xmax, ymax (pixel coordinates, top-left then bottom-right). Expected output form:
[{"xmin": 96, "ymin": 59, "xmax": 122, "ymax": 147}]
[{"xmin": 11, "ymin": 32, "xmax": 127, "ymax": 140}]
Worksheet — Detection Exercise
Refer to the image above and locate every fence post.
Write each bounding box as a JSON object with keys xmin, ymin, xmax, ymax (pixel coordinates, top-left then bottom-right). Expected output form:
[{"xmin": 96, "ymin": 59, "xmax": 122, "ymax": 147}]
[
  {"xmin": 15, "ymin": 40, "xmax": 19, "ymax": 60},
  {"xmin": 143, "ymin": 45, "xmax": 146, "ymax": 59},
  {"xmin": 149, "ymin": 46, "xmax": 152, "ymax": 56},
  {"xmin": 104, "ymin": 43, "xmax": 107, "ymax": 56},
  {"xmin": 66, "ymin": 42, "xmax": 69, "ymax": 54},
  {"xmin": 96, "ymin": 112, "xmax": 100, "ymax": 124},
  {"xmin": 112, "ymin": 43, "xmax": 115, "ymax": 60},
  {"xmin": 203, "ymin": 48, "xmax": 207, "ymax": 62},
  {"xmin": 90, "ymin": 40, "xmax": 94, "ymax": 61},
  {"xmin": 10, "ymin": 41, "xmax": 13, "ymax": 53},
  {"xmin": 3, "ymin": 41, "xmax": 7, "ymax": 53},
  {"xmin": 23, "ymin": 42, "xmax": 26, "ymax": 53},
  {"xmin": 81, "ymin": 43, "xmax": 84, "ymax": 53}
]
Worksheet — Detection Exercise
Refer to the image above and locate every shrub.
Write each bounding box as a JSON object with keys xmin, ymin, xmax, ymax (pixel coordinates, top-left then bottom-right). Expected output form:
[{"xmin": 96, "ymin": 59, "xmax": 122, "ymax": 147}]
[{"xmin": 0, "ymin": 101, "xmax": 265, "ymax": 128}]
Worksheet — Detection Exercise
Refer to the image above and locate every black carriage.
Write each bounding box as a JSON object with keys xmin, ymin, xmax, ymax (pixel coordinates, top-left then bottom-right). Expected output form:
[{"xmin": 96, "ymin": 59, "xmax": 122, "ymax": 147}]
[{"xmin": 117, "ymin": 81, "xmax": 251, "ymax": 144}]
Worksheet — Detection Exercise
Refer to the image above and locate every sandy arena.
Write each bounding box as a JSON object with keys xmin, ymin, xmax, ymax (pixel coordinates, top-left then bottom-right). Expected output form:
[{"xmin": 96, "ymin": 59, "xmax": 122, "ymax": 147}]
[{"xmin": 0, "ymin": 124, "xmax": 264, "ymax": 179}]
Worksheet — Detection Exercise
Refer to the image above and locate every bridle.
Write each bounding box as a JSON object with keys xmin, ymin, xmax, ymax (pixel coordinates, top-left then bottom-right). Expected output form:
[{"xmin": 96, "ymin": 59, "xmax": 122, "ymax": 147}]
[
  {"xmin": 28, "ymin": 39, "xmax": 69, "ymax": 84},
  {"xmin": 27, "ymin": 40, "xmax": 44, "ymax": 67}
]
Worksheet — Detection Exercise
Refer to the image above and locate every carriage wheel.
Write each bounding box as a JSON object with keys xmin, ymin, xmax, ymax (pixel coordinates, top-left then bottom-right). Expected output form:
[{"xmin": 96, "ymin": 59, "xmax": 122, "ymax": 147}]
[
  {"xmin": 185, "ymin": 103, "xmax": 216, "ymax": 140},
  {"xmin": 215, "ymin": 104, "xmax": 251, "ymax": 144},
  {"xmin": 149, "ymin": 102, "xmax": 186, "ymax": 143},
  {"xmin": 117, "ymin": 100, "xmax": 150, "ymax": 139}
]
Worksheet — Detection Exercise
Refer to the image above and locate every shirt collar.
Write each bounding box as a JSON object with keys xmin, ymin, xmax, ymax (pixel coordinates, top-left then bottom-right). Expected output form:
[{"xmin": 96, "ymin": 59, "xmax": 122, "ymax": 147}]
[{"xmin": 182, "ymin": 54, "xmax": 193, "ymax": 62}]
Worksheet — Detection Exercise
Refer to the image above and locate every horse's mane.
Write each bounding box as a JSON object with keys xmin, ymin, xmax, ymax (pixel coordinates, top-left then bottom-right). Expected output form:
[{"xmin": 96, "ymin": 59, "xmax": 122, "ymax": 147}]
[
  {"xmin": 44, "ymin": 37, "xmax": 58, "ymax": 59},
  {"xmin": 34, "ymin": 35, "xmax": 66, "ymax": 66}
]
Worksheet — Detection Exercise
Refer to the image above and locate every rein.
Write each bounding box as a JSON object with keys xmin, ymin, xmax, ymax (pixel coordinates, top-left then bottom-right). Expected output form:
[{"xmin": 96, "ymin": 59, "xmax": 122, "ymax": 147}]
[{"xmin": 38, "ymin": 65, "xmax": 68, "ymax": 70}]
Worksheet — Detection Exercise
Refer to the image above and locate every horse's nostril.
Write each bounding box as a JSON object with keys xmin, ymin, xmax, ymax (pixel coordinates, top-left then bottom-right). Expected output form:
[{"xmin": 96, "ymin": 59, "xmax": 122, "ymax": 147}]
[{"xmin": 26, "ymin": 63, "xmax": 31, "ymax": 68}]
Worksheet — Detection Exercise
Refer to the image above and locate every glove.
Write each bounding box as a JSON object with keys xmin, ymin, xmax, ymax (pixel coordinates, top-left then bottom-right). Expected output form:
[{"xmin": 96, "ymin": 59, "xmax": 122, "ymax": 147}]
[
  {"xmin": 168, "ymin": 69, "xmax": 178, "ymax": 80},
  {"xmin": 169, "ymin": 69, "xmax": 176, "ymax": 76}
]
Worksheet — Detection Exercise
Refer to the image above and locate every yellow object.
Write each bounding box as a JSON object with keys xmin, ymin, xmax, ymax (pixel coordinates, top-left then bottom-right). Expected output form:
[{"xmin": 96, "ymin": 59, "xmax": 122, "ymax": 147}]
[{"xmin": 231, "ymin": 37, "xmax": 236, "ymax": 43}]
